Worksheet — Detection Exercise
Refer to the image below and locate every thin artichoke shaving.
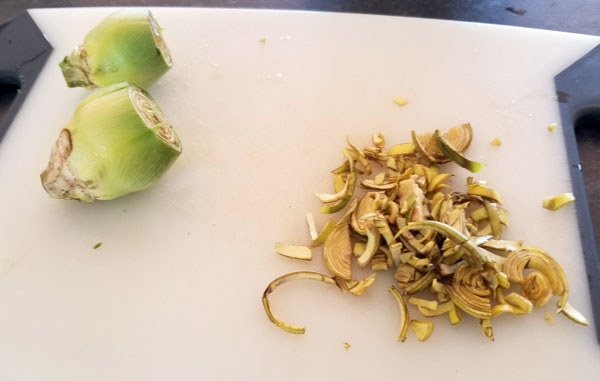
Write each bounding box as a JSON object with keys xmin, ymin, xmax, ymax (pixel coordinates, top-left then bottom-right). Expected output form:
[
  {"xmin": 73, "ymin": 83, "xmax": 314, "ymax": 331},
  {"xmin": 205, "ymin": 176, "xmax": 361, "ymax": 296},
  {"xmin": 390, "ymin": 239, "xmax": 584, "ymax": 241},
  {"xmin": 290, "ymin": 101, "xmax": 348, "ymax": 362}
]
[
  {"xmin": 41, "ymin": 83, "xmax": 181, "ymax": 201},
  {"xmin": 60, "ymin": 9, "xmax": 172, "ymax": 89},
  {"xmin": 263, "ymin": 127, "xmax": 587, "ymax": 341},
  {"xmin": 274, "ymin": 243, "xmax": 312, "ymax": 261}
]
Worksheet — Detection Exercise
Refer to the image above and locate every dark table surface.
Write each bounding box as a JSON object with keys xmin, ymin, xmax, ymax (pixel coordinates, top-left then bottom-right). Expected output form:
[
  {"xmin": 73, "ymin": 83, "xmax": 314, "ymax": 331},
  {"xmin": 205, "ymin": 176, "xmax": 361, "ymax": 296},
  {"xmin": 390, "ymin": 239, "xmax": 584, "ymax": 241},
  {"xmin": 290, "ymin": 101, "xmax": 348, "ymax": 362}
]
[
  {"xmin": 1, "ymin": 0, "xmax": 600, "ymax": 36},
  {"xmin": 1, "ymin": 0, "xmax": 599, "ymax": 246}
]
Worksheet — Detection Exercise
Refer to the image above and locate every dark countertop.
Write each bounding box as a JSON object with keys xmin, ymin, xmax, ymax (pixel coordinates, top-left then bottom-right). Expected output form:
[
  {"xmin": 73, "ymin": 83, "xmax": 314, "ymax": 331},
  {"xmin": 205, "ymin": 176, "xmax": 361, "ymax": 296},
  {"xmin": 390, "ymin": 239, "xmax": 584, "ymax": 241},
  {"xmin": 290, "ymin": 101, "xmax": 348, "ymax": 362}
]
[
  {"xmin": 1, "ymin": 0, "xmax": 600, "ymax": 36},
  {"xmin": 1, "ymin": 0, "xmax": 599, "ymax": 245}
]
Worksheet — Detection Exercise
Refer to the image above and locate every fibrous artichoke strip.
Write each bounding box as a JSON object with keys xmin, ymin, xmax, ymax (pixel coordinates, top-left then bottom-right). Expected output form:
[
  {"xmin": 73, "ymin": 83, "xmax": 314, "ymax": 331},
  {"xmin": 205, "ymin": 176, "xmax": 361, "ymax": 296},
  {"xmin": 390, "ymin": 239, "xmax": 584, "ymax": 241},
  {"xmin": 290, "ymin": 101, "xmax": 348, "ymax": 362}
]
[
  {"xmin": 387, "ymin": 286, "xmax": 410, "ymax": 342},
  {"xmin": 41, "ymin": 83, "xmax": 181, "ymax": 201},
  {"xmin": 262, "ymin": 272, "xmax": 337, "ymax": 334},
  {"xmin": 60, "ymin": 9, "xmax": 172, "ymax": 89}
]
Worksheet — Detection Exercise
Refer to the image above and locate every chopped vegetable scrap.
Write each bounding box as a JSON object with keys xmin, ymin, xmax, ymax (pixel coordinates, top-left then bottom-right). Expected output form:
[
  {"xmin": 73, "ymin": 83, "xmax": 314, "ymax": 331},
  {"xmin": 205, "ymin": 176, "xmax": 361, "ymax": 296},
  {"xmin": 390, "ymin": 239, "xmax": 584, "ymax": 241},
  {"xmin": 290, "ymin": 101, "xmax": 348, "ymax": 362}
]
[
  {"xmin": 490, "ymin": 137, "xmax": 502, "ymax": 146},
  {"xmin": 263, "ymin": 125, "xmax": 587, "ymax": 341},
  {"xmin": 393, "ymin": 97, "xmax": 408, "ymax": 107},
  {"xmin": 93, "ymin": 242, "xmax": 102, "ymax": 249},
  {"xmin": 547, "ymin": 123, "xmax": 556, "ymax": 132},
  {"xmin": 543, "ymin": 193, "xmax": 575, "ymax": 211}
]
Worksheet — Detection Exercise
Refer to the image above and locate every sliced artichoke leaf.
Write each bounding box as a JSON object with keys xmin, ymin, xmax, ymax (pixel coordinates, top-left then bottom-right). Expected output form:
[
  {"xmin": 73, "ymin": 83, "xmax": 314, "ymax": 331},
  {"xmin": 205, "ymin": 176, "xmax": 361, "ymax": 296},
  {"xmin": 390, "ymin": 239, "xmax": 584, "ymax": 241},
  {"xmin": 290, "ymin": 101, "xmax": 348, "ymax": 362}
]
[
  {"xmin": 408, "ymin": 297, "xmax": 439, "ymax": 310},
  {"xmin": 305, "ymin": 212, "xmax": 318, "ymax": 240},
  {"xmin": 480, "ymin": 239, "xmax": 522, "ymax": 252},
  {"xmin": 274, "ymin": 242, "xmax": 312, "ymax": 261},
  {"xmin": 357, "ymin": 221, "xmax": 381, "ymax": 267},
  {"xmin": 542, "ymin": 192, "xmax": 575, "ymax": 211},
  {"xmin": 434, "ymin": 129, "xmax": 484, "ymax": 173},
  {"xmin": 387, "ymin": 286, "xmax": 410, "ymax": 342},
  {"xmin": 560, "ymin": 301, "xmax": 589, "ymax": 326},
  {"xmin": 311, "ymin": 219, "xmax": 337, "ymax": 247},
  {"xmin": 262, "ymin": 271, "xmax": 337, "ymax": 334},
  {"xmin": 388, "ymin": 143, "xmax": 416, "ymax": 156}
]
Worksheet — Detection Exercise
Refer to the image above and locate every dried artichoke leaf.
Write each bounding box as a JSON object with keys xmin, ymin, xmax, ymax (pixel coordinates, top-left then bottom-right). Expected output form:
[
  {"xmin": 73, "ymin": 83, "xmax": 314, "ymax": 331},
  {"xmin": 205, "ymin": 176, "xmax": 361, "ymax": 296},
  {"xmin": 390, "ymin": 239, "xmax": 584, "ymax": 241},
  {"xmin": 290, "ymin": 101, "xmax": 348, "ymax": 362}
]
[
  {"xmin": 387, "ymin": 286, "xmax": 410, "ymax": 342},
  {"xmin": 274, "ymin": 242, "xmax": 312, "ymax": 261},
  {"xmin": 323, "ymin": 223, "xmax": 353, "ymax": 280},
  {"xmin": 410, "ymin": 320, "xmax": 434, "ymax": 341},
  {"xmin": 262, "ymin": 271, "xmax": 337, "ymax": 334}
]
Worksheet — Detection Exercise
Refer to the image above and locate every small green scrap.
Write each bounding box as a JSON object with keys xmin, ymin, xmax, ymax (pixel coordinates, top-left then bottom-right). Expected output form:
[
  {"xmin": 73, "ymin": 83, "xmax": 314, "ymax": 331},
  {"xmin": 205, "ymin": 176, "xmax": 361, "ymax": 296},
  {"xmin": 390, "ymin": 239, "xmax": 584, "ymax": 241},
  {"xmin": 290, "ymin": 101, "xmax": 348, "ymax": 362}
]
[{"xmin": 93, "ymin": 242, "xmax": 102, "ymax": 249}]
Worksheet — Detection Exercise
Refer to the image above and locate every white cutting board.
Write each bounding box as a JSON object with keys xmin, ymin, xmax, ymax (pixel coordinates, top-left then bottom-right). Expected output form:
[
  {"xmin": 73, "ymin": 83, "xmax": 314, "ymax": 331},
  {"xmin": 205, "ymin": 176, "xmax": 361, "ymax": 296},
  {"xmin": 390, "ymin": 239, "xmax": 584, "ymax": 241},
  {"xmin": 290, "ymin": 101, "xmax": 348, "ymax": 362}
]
[{"xmin": 0, "ymin": 7, "xmax": 598, "ymax": 380}]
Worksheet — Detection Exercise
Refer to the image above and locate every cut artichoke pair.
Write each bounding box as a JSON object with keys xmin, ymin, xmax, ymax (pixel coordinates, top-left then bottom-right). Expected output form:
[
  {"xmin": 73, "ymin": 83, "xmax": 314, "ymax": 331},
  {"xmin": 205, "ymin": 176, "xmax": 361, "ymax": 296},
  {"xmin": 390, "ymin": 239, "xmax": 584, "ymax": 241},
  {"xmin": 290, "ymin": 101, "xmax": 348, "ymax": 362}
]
[
  {"xmin": 263, "ymin": 125, "xmax": 587, "ymax": 342},
  {"xmin": 42, "ymin": 10, "xmax": 181, "ymax": 202}
]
